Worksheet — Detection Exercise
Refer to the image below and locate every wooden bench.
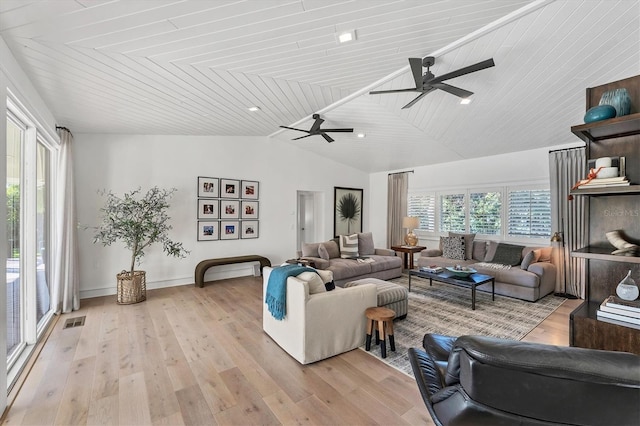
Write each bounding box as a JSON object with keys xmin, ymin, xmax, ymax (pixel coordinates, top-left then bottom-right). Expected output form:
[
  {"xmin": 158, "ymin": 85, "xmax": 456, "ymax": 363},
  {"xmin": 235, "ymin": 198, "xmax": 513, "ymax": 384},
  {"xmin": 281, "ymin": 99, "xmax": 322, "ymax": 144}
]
[{"xmin": 195, "ymin": 255, "xmax": 271, "ymax": 288}]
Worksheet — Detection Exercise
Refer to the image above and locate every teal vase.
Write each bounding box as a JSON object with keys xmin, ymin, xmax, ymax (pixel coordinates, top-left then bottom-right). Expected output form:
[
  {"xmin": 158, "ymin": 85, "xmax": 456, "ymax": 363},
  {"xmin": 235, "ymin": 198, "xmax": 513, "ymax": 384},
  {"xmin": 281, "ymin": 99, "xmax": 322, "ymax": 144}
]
[{"xmin": 599, "ymin": 88, "xmax": 632, "ymax": 117}]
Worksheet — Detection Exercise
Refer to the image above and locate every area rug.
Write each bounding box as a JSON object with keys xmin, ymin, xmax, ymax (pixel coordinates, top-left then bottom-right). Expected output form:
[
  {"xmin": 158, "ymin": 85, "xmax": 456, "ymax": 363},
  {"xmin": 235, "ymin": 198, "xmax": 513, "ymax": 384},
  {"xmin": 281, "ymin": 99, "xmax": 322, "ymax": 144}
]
[{"xmin": 359, "ymin": 274, "xmax": 566, "ymax": 377}]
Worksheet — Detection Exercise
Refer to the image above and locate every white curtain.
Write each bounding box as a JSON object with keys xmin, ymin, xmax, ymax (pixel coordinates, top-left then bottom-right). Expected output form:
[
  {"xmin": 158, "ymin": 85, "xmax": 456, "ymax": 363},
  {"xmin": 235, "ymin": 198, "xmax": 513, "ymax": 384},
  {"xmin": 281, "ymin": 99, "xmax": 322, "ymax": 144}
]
[
  {"xmin": 549, "ymin": 148, "xmax": 587, "ymax": 298},
  {"xmin": 53, "ymin": 127, "xmax": 79, "ymax": 313},
  {"xmin": 387, "ymin": 172, "xmax": 409, "ymax": 247}
]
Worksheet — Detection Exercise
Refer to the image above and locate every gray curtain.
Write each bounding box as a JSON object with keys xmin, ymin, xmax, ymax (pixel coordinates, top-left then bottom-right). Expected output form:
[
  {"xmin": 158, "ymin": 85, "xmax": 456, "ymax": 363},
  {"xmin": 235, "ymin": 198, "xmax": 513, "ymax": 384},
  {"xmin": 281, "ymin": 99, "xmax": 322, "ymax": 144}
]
[
  {"xmin": 53, "ymin": 127, "xmax": 80, "ymax": 313},
  {"xmin": 387, "ymin": 172, "xmax": 409, "ymax": 247},
  {"xmin": 549, "ymin": 148, "xmax": 587, "ymax": 298}
]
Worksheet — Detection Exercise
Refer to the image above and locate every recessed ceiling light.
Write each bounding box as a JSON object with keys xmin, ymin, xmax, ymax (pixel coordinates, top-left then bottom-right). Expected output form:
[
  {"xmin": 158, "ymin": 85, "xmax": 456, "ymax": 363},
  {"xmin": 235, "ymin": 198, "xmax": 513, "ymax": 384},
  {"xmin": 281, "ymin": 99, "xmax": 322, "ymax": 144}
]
[
  {"xmin": 460, "ymin": 98, "xmax": 472, "ymax": 105},
  {"xmin": 357, "ymin": 133, "xmax": 366, "ymax": 138},
  {"xmin": 337, "ymin": 30, "xmax": 356, "ymax": 44},
  {"xmin": 248, "ymin": 106, "xmax": 261, "ymax": 112}
]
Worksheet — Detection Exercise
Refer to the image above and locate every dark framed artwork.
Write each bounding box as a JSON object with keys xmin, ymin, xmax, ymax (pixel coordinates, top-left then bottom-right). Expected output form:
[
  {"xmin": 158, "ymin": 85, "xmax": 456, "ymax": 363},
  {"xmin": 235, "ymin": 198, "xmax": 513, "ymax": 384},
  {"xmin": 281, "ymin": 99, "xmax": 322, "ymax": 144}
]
[
  {"xmin": 334, "ymin": 187, "xmax": 363, "ymax": 237},
  {"xmin": 197, "ymin": 221, "xmax": 219, "ymax": 241},
  {"xmin": 198, "ymin": 176, "xmax": 219, "ymax": 198},
  {"xmin": 241, "ymin": 180, "xmax": 259, "ymax": 199},
  {"xmin": 220, "ymin": 221, "xmax": 240, "ymax": 240},
  {"xmin": 221, "ymin": 200, "xmax": 240, "ymax": 219},
  {"xmin": 241, "ymin": 201, "xmax": 259, "ymax": 219},
  {"xmin": 241, "ymin": 220, "xmax": 259, "ymax": 239},
  {"xmin": 220, "ymin": 178, "xmax": 240, "ymax": 198},
  {"xmin": 198, "ymin": 199, "xmax": 219, "ymax": 219}
]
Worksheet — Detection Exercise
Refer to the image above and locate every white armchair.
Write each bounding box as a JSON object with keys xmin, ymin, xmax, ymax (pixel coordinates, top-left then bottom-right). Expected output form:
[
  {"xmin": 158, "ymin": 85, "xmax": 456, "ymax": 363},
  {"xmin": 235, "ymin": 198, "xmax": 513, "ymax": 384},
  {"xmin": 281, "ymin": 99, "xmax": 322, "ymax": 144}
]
[{"xmin": 262, "ymin": 266, "xmax": 377, "ymax": 364}]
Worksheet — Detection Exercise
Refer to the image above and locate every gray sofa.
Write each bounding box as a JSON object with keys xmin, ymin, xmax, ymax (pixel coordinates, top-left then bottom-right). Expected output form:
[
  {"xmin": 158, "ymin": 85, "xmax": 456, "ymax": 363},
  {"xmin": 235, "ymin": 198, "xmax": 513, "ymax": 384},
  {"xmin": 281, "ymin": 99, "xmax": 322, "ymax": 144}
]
[
  {"xmin": 300, "ymin": 232, "xmax": 402, "ymax": 287},
  {"xmin": 416, "ymin": 236, "xmax": 557, "ymax": 302}
]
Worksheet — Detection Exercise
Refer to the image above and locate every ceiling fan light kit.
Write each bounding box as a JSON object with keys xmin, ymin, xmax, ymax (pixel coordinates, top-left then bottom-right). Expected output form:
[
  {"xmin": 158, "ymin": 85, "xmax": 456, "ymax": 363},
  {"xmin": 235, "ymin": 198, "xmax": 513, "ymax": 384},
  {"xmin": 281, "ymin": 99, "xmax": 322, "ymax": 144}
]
[
  {"xmin": 369, "ymin": 56, "xmax": 495, "ymax": 109},
  {"xmin": 279, "ymin": 114, "xmax": 354, "ymax": 143}
]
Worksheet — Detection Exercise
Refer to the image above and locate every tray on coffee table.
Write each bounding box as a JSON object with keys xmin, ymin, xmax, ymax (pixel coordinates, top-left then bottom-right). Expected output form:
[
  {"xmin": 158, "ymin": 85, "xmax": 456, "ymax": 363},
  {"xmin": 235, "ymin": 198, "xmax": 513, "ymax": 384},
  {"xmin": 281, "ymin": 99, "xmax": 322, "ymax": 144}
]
[{"xmin": 408, "ymin": 269, "xmax": 495, "ymax": 310}]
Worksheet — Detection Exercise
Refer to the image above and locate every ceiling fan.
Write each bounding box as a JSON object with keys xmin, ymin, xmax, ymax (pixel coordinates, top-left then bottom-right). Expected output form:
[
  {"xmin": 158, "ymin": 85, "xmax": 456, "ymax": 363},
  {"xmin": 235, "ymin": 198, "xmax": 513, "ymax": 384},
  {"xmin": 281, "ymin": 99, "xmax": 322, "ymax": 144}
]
[
  {"xmin": 280, "ymin": 114, "xmax": 353, "ymax": 143},
  {"xmin": 369, "ymin": 56, "xmax": 495, "ymax": 109}
]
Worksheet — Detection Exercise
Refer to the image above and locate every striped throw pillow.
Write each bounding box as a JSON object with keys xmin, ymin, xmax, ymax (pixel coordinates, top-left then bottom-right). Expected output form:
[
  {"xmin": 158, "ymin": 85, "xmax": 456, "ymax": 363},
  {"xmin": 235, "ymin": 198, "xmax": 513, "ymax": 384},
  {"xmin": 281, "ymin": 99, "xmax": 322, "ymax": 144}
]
[{"xmin": 339, "ymin": 234, "xmax": 359, "ymax": 258}]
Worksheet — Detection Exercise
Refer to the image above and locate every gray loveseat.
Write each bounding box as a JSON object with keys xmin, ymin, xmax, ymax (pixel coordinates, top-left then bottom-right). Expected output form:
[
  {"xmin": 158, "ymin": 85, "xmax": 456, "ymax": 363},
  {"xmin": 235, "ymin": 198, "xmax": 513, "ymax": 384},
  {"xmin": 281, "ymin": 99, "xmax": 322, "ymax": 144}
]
[
  {"xmin": 301, "ymin": 232, "xmax": 402, "ymax": 287},
  {"xmin": 416, "ymin": 235, "xmax": 556, "ymax": 302}
]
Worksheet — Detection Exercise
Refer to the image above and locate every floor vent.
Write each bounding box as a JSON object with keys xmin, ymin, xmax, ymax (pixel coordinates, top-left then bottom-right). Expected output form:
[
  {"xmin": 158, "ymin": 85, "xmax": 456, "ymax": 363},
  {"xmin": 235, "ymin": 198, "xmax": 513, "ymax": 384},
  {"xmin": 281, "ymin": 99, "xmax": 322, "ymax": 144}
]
[{"xmin": 63, "ymin": 316, "xmax": 86, "ymax": 329}]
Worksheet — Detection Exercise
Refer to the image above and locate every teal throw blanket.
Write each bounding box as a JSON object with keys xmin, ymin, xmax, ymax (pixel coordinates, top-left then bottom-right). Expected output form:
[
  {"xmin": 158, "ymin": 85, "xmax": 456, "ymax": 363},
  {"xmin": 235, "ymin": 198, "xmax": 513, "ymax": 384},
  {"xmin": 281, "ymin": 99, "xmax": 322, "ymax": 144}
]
[{"xmin": 265, "ymin": 264, "xmax": 316, "ymax": 320}]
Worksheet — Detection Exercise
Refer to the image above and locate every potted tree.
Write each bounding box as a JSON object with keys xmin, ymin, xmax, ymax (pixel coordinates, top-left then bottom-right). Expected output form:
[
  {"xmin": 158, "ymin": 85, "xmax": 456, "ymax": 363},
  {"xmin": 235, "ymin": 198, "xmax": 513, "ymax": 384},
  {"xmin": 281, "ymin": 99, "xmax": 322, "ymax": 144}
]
[{"xmin": 92, "ymin": 186, "xmax": 189, "ymax": 304}]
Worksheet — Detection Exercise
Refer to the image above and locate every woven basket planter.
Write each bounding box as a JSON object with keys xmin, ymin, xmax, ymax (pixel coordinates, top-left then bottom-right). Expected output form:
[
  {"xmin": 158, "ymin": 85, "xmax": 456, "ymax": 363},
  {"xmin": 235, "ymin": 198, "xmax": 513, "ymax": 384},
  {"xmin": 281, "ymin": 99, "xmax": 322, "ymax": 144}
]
[{"xmin": 116, "ymin": 270, "xmax": 146, "ymax": 304}]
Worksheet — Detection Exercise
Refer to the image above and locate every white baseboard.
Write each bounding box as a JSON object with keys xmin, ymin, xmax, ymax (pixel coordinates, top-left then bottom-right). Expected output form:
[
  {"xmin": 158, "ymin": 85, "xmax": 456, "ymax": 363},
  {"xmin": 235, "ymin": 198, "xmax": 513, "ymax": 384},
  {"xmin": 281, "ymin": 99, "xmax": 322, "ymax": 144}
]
[{"xmin": 79, "ymin": 264, "xmax": 259, "ymax": 300}]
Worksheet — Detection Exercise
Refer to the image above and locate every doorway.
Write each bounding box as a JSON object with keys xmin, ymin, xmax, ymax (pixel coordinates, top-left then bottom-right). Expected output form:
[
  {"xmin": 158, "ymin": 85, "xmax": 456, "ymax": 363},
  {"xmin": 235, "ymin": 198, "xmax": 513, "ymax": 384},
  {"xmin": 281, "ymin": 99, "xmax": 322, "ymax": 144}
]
[{"xmin": 296, "ymin": 191, "xmax": 324, "ymax": 257}]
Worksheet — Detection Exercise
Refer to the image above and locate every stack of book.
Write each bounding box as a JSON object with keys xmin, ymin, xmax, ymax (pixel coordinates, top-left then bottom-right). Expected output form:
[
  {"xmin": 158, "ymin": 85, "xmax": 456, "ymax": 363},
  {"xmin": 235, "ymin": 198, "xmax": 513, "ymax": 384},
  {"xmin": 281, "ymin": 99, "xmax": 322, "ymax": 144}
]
[
  {"xmin": 420, "ymin": 265, "xmax": 443, "ymax": 273},
  {"xmin": 578, "ymin": 176, "xmax": 630, "ymax": 189},
  {"xmin": 597, "ymin": 295, "xmax": 640, "ymax": 329}
]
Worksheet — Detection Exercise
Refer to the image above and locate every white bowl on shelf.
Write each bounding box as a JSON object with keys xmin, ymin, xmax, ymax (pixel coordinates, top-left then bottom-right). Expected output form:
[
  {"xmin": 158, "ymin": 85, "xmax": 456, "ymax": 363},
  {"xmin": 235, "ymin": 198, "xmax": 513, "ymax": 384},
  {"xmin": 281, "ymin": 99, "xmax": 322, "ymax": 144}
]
[{"xmin": 596, "ymin": 167, "xmax": 618, "ymax": 179}]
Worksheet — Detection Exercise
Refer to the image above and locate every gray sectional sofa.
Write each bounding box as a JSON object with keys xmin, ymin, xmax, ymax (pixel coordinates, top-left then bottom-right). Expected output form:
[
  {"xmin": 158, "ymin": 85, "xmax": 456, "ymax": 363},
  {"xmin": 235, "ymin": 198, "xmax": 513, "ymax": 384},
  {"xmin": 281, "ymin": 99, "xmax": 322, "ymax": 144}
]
[
  {"xmin": 300, "ymin": 232, "xmax": 402, "ymax": 287},
  {"xmin": 417, "ymin": 235, "xmax": 557, "ymax": 302}
]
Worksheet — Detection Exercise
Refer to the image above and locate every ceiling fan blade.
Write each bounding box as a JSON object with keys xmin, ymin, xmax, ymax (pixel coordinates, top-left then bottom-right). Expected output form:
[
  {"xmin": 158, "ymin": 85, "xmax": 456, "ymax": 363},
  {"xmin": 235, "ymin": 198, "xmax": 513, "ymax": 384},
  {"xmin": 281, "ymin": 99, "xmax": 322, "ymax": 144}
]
[
  {"xmin": 322, "ymin": 128, "xmax": 353, "ymax": 133},
  {"xmin": 309, "ymin": 116, "xmax": 324, "ymax": 133},
  {"xmin": 321, "ymin": 133, "xmax": 334, "ymax": 143},
  {"xmin": 292, "ymin": 134, "xmax": 312, "ymax": 140},
  {"xmin": 401, "ymin": 88, "xmax": 435, "ymax": 109},
  {"xmin": 428, "ymin": 58, "xmax": 495, "ymax": 84},
  {"xmin": 431, "ymin": 83, "xmax": 473, "ymax": 98},
  {"xmin": 280, "ymin": 125, "xmax": 308, "ymax": 133},
  {"xmin": 409, "ymin": 58, "xmax": 423, "ymax": 89},
  {"xmin": 370, "ymin": 88, "xmax": 419, "ymax": 94}
]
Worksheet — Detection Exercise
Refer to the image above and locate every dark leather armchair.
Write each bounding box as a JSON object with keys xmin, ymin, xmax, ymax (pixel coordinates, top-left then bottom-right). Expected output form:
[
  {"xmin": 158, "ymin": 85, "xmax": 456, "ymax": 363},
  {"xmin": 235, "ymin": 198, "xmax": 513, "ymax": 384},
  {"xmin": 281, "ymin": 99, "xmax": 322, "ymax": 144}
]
[{"xmin": 409, "ymin": 334, "xmax": 640, "ymax": 426}]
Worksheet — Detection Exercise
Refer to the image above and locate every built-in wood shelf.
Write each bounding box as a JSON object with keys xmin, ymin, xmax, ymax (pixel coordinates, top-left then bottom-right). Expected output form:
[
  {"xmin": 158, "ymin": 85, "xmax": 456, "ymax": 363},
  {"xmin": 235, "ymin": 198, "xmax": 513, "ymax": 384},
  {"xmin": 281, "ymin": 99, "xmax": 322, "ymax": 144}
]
[
  {"xmin": 570, "ymin": 184, "xmax": 640, "ymax": 196},
  {"xmin": 572, "ymin": 246, "xmax": 640, "ymax": 264},
  {"xmin": 571, "ymin": 113, "xmax": 640, "ymax": 143}
]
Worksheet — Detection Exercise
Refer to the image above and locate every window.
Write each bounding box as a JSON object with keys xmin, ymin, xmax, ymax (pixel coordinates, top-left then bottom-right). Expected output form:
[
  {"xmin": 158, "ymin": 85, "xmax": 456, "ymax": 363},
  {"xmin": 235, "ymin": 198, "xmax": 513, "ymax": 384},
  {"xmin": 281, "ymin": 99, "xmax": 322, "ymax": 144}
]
[
  {"xmin": 470, "ymin": 191, "xmax": 501, "ymax": 235},
  {"xmin": 408, "ymin": 193, "xmax": 435, "ymax": 232},
  {"xmin": 5, "ymin": 99, "xmax": 54, "ymax": 384},
  {"xmin": 508, "ymin": 189, "xmax": 551, "ymax": 238},
  {"xmin": 440, "ymin": 193, "xmax": 465, "ymax": 232}
]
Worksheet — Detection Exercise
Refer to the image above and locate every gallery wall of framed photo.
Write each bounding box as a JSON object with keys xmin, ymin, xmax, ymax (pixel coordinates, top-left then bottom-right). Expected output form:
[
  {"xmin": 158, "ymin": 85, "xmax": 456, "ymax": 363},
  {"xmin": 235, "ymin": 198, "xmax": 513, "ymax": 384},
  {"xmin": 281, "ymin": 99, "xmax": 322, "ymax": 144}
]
[{"xmin": 197, "ymin": 176, "xmax": 259, "ymax": 241}]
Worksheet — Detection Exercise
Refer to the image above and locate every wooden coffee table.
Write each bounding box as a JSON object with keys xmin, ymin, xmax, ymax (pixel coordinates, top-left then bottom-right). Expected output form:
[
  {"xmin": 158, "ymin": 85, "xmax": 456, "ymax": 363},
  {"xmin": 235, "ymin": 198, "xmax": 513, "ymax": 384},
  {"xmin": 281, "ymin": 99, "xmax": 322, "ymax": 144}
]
[{"xmin": 409, "ymin": 269, "xmax": 495, "ymax": 310}]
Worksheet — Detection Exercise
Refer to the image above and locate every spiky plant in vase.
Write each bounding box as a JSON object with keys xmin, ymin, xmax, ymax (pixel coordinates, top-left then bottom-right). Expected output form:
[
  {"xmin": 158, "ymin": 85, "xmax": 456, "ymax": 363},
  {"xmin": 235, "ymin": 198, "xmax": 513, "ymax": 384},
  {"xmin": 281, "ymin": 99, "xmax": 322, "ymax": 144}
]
[{"xmin": 92, "ymin": 186, "xmax": 189, "ymax": 304}]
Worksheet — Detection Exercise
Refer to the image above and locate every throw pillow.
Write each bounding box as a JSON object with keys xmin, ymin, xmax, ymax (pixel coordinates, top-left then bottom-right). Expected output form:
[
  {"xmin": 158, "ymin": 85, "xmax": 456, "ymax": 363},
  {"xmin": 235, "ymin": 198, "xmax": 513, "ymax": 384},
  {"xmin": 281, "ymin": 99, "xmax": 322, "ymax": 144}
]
[
  {"xmin": 441, "ymin": 236, "xmax": 466, "ymax": 260},
  {"xmin": 318, "ymin": 244, "xmax": 330, "ymax": 260},
  {"xmin": 296, "ymin": 271, "xmax": 326, "ymax": 294},
  {"xmin": 449, "ymin": 232, "xmax": 476, "ymax": 260},
  {"xmin": 301, "ymin": 242, "xmax": 320, "ymax": 258},
  {"xmin": 520, "ymin": 250, "xmax": 540, "ymax": 270},
  {"xmin": 536, "ymin": 247, "xmax": 552, "ymax": 262},
  {"xmin": 324, "ymin": 240, "xmax": 341, "ymax": 259},
  {"xmin": 492, "ymin": 243, "xmax": 525, "ymax": 266},
  {"xmin": 339, "ymin": 233, "xmax": 359, "ymax": 258},
  {"xmin": 357, "ymin": 232, "xmax": 375, "ymax": 256},
  {"xmin": 316, "ymin": 269, "xmax": 335, "ymax": 291}
]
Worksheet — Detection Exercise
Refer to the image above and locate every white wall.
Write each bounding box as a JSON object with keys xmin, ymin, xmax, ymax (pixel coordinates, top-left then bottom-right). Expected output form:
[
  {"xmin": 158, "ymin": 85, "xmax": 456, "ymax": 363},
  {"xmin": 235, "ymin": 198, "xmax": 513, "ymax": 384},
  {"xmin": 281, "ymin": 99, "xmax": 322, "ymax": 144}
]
[
  {"xmin": 73, "ymin": 134, "xmax": 369, "ymax": 298},
  {"xmin": 369, "ymin": 144, "xmax": 582, "ymax": 248}
]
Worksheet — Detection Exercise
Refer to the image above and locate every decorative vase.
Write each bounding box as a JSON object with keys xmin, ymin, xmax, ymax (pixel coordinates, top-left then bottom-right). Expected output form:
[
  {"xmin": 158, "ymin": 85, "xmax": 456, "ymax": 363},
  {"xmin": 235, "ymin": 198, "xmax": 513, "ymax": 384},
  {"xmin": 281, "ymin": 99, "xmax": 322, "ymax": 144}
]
[
  {"xmin": 616, "ymin": 270, "xmax": 639, "ymax": 301},
  {"xmin": 599, "ymin": 88, "xmax": 632, "ymax": 117},
  {"xmin": 584, "ymin": 105, "xmax": 616, "ymax": 123}
]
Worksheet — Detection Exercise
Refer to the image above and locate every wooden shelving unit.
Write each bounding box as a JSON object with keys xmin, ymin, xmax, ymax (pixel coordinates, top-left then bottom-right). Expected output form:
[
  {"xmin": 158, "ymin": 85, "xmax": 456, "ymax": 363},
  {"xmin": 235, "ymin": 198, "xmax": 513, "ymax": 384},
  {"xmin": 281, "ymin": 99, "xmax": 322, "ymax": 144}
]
[{"xmin": 568, "ymin": 75, "xmax": 640, "ymax": 355}]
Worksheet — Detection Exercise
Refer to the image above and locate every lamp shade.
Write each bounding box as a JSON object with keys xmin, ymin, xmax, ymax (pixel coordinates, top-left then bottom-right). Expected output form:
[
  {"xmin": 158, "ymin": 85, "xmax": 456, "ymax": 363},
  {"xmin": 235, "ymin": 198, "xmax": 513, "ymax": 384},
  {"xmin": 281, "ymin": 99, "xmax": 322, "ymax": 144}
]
[{"xmin": 403, "ymin": 216, "xmax": 419, "ymax": 230}]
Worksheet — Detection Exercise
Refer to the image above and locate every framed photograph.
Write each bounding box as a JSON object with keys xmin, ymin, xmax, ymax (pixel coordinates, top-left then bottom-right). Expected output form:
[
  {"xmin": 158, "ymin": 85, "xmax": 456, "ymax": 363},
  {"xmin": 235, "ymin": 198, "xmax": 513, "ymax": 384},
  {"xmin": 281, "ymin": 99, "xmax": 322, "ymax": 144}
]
[
  {"xmin": 241, "ymin": 220, "xmax": 259, "ymax": 239},
  {"xmin": 221, "ymin": 200, "xmax": 240, "ymax": 219},
  {"xmin": 220, "ymin": 178, "xmax": 240, "ymax": 198},
  {"xmin": 198, "ymin": 199, "xmax": 219, "ymax": 219},
  {"xmin": 220, "ymin": 221, "xmax": 239, "ymax": 240},
  {"xmin": 241, "ymin": 180, "xmax": 259, "ymax": 199},
  {"xmin": 197, "ymin": 221, "xmax": 219, "ymax": 241},
  {"xmin": 198, "ymin": 176, "xmax": 219, "ymax": 198},
  {"xmin": 334, "ymin": 187, "xmax": 363, "ymax": 237},
  {"xmin": 241, "ymin": 201, "xmax": 259, "ymax": 219}
]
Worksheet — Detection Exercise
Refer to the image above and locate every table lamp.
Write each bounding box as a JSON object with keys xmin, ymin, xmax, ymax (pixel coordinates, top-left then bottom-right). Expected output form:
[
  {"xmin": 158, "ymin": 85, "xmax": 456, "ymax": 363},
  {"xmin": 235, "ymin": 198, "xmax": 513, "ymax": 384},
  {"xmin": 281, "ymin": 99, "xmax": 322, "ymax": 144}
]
[{"xmin": 403, "ymin": 217, "xmax": 420, "ymax": 246}]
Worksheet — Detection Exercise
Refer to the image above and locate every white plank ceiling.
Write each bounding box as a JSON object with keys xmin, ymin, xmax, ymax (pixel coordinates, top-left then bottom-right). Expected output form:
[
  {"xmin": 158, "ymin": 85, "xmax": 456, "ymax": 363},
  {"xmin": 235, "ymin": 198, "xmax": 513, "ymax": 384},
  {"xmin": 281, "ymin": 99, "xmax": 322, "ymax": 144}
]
[{"xmin": 1, "ymin": 0, "xmax": 638, "ymax": 172}]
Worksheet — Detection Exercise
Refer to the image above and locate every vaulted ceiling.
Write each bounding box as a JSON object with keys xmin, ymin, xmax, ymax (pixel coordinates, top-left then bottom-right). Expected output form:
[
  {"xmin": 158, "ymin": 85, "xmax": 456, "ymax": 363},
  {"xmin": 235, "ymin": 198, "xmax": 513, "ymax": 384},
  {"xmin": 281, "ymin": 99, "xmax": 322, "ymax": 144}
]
[{"xmin": 1, "ymin": 0, "xmax": 638, "ymax": 172}]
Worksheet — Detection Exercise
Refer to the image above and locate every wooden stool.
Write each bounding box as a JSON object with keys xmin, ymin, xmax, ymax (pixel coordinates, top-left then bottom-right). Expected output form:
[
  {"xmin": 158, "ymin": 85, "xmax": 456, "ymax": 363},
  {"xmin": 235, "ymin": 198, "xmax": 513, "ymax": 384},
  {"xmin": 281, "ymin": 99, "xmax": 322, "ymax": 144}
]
[{"xmin": 365, "ymin": 306, "xmax": 396, "ymax": 358}]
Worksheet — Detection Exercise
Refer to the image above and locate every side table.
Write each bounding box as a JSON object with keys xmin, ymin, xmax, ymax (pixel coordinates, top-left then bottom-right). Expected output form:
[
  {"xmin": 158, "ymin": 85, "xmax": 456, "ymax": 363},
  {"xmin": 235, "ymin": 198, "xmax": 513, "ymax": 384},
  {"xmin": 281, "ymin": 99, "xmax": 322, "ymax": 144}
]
[{"xmin": 390, "ymin": 245, "xmax": 426, "ymax": 270}]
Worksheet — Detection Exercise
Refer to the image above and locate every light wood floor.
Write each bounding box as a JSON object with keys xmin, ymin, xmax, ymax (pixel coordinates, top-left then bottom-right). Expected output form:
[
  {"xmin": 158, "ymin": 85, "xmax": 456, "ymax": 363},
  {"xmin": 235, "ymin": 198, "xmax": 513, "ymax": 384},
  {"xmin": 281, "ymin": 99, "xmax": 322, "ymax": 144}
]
[{"xmin": 2, "ymin": 276, "xmax": 582, "ymax": 426}]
